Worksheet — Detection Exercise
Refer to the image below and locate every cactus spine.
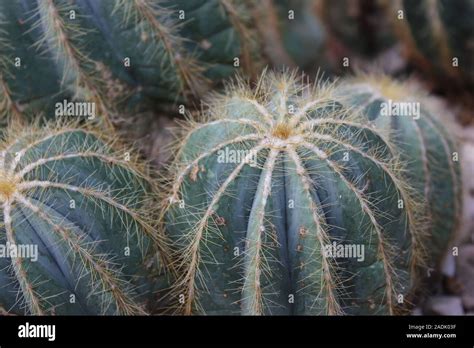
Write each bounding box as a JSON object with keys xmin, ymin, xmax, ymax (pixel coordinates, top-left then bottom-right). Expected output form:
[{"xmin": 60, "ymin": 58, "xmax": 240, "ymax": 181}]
[
  {"xmin": 163, "ymin": 72, "xmax": 460, "ymax": 315},
  {"xmin": 0, "ymin": 120, "xmax": 165, "ymax": 315}
]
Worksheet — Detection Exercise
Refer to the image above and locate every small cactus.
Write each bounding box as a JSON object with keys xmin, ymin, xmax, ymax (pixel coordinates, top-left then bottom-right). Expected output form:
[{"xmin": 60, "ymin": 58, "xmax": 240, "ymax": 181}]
[
  {"xmin": 163, "ymin": 71, "xmax": 460, "ymax": 315},
  {"xmin": 0, "ymin": 120, "xmax": 165, "ymax": 315}
]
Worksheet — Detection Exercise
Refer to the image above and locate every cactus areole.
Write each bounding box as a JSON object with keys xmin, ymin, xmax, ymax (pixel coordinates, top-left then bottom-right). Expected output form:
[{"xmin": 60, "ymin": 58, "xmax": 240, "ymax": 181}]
[
  {"xmin": 165, "ymin": 72, "xmax": 460, "ymax": 315},
  {"xmin": 0, "ymin": 122, "xmax": 157, "ymax": 315}
]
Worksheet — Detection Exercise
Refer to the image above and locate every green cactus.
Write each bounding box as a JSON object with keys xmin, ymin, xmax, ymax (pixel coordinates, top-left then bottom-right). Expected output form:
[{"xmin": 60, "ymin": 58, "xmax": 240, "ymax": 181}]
[
  {"xmin": 0, "ymin": 16, "xmax": 14, "ymax": 125},
  {"xmin": 163, "ymin": 72, "xmax": 460, "ymax": 315},
  {"xmin": 0, "ymin": 1, "xmax": 112, "ymax": 124},
  {"xmin": 388, "ymin": 0, "xmax": 474, "ymax": 87},
  {"xmin": 0, "ymin": 0, "xmax": 261, "ymax": 123},
  {"xmin": 0, "ymin": 11, "xmax": 53, "ymax": 124},
  {"xmin": 0, "ymin": 120, "xmax": 166, "ymax": 315},
  {"xmin": 338, "ymin": 74, "xmax": 462, "ymax": 267},
  {"xmin": 251, "ymin": 0, "xmax": 326, "ymax": 69}
]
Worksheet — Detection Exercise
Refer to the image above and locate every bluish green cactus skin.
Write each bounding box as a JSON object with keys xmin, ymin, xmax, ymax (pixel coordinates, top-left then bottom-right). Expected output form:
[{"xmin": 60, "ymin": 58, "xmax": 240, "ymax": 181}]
[
  {"xmin": 74, "ymin": 0, "xmax": 260, "ymax": 102},
  {"xmin": 0, "ymin": 121, "xmax": 163, "ymax": 315},
  {"xmin": 251, "ymin": 0, "xmax": 326, "ymax": 69},
  {"xmin": 160, "ymin": 0, "xmax": 261, "ymax": 80},
  {"xmin": 0, "ymin": 2, "xmax": 66, "ymax": 122},
  {"xmin": 0, "ymin": 0, "xmax": 261, "ymax": 122},
  {"xmin": 273, "ymin": 0, "xmax": 326, "ymax": 68},
  {"xmin": 163, "ymin": 72, "xmax": 460, "ymax": 315},
  {"xmin": 389, "ymin": 0, "xmax": 474, "ymax": 86}
]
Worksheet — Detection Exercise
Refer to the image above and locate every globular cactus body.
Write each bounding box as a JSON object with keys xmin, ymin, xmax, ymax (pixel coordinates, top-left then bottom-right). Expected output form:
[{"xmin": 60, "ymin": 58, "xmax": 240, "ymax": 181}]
[
  {"xmin": 164, "ymin": 72, "xmax": 460, "ymax": 315},
  {"xmin": 0, "ymin": 121, "xmax": 162, "ymax": 315},
  {"xmin": 338, "ymin": 75, "xmax": 462, "ymax": 265}
]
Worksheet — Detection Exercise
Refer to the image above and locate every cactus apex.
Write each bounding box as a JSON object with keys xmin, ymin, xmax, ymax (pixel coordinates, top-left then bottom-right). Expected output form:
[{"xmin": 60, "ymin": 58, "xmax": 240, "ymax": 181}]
[{"xmin": 163, "ymin": 71, "xmax": 434, "ymax": 315}]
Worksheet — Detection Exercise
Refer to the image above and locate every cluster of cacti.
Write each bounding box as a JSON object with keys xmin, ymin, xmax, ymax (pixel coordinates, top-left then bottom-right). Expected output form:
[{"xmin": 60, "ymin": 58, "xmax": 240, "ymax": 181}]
[
  {"xmin": 0, "ymin": 0, "xmax": 264, "ymax": 121},
  {"xmin": 387, "ymin": 0, "xmax": 474, "ymax": 87},
  {"xmin": 0, "ymin": 120, "xmax": 167, "ymax": 315},
  {"xmin": 0, "ymin": 1, "xmax": 469, "ymax": 318},
  {"xmin": 163, "ymin": 72, "xmax": 461, "ymax": 315},
  {"xmin": 317, "ymin": 0, "xmax": 474, "ymax": 88}
]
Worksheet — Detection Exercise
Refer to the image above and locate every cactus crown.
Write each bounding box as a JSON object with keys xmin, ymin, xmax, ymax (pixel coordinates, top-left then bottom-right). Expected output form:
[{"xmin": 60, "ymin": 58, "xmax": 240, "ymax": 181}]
[
  {"xmin": 0, "ymin": 170, "xmax": 17, "ymax": 202},
  {"xmin": 164, "ymin": 71, "xmax": 428, "ymax": 315}
]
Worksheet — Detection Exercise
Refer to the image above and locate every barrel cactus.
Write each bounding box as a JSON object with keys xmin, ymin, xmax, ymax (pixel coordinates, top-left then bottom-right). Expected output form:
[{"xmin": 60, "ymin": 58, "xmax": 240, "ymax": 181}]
[
  {"xmin": 0, "ymin": 121, "xmax": 165, "ymax": 315},
  {"xmin": 337, "ymin": 74, "xmax": 462, "ymax": 268},
  {"xmin": 163, "ymin": 71, "xmax": 461, "ymax": 315},
  {"xmin": 0, "ymin": 0, "xmax": 261, "ymax": 121},
  {"xmin": 387, "ymin": 0, "xmax": 474, "ymax": 87}
]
